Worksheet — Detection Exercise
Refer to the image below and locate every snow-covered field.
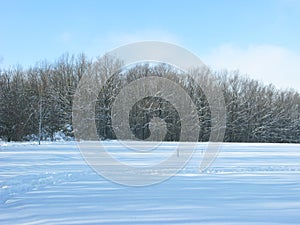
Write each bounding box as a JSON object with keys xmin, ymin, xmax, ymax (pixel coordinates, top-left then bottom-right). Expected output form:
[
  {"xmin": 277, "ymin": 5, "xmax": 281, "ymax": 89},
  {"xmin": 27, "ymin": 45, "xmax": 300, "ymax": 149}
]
[{"xmin": 1, "ymin": 141, "xmax": 300, "ymax": 225}]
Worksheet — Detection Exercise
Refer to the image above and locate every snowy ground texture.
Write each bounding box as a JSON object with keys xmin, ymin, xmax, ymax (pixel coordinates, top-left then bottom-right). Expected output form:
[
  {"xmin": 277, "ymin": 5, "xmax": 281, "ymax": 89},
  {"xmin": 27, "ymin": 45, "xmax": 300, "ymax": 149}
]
[{"xmin": 1, "ymin": 141, "xmax": 300, "ymax": 225}]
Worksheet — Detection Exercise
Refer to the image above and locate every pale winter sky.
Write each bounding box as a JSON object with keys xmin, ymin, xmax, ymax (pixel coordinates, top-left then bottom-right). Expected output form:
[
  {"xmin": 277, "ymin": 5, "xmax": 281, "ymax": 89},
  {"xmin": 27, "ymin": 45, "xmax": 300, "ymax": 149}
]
[{"xmin": 0, "ymin": 0, "xmax": 300, "ymax": 91}]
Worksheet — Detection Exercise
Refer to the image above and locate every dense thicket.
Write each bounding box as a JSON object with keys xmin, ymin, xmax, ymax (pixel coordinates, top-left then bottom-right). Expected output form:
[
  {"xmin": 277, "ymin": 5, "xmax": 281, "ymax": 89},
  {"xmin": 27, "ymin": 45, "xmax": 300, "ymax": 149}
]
[{"xmin": 0, "ymin": 53, "xmax": 299, "ymax": 143}]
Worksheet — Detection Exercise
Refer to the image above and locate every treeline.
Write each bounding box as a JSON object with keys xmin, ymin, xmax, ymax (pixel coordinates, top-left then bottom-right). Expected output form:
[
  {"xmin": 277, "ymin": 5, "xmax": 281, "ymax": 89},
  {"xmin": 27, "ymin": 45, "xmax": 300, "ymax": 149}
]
[{"xmin": 0, "ymin": 53, "xmax": 299, "ymax": 143}]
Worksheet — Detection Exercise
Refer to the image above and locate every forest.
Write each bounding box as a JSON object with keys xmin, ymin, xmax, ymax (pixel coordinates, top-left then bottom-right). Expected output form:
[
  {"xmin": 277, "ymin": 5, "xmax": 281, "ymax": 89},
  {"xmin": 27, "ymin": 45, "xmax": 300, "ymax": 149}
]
[{"xmin": 0, "ymin": 53, "xmax": 299, "ymax": 143}]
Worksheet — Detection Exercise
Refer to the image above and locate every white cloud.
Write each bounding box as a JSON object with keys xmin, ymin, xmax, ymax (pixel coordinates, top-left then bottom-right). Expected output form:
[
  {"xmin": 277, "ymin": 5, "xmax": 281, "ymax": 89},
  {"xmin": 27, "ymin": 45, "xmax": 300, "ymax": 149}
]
[
  {"xmin": 107, "ymin": 30, "xmax": 181, "ymax": 46},
  {"xmin": 59, "ymin": 32, "xmax": 72, "ymax": 43},
  {"xmin": 203, "ymin": 44, "xmax": 300, "ymax": 91},
  {"xmin": 86, "ymin": 30, "xmax": 181, "ymax": 59}
]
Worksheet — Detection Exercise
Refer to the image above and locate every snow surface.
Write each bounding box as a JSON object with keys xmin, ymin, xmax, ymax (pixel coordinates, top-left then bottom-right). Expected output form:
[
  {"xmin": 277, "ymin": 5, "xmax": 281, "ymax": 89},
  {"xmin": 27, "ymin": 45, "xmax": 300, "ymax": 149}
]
[{"xmin": 1, "ymin": 141, "xmax": 300, "ymax": 224}]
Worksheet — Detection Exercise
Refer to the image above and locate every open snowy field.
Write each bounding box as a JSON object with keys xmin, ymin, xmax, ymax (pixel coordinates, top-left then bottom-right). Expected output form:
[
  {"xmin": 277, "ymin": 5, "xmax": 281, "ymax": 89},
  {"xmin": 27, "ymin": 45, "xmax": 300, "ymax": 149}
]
[{"xmin": 1, "ymin": 141, "xmax": 300, "ymax": 225}]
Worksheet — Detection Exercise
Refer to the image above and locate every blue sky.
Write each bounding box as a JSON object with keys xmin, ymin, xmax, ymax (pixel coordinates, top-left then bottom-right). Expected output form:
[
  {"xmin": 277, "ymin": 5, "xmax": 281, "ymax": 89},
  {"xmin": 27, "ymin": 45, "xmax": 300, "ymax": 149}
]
[{"xmin": 1, "ymin": 0, "xmax": 300, "ymax": 90}]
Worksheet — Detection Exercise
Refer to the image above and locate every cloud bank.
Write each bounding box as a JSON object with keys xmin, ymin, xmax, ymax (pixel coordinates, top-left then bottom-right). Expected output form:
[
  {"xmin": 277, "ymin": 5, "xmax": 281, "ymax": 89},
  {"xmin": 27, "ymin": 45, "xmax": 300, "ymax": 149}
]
[{"xmin": 204, "ymin": 44, "xmax": 300, "ymax": 91}]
